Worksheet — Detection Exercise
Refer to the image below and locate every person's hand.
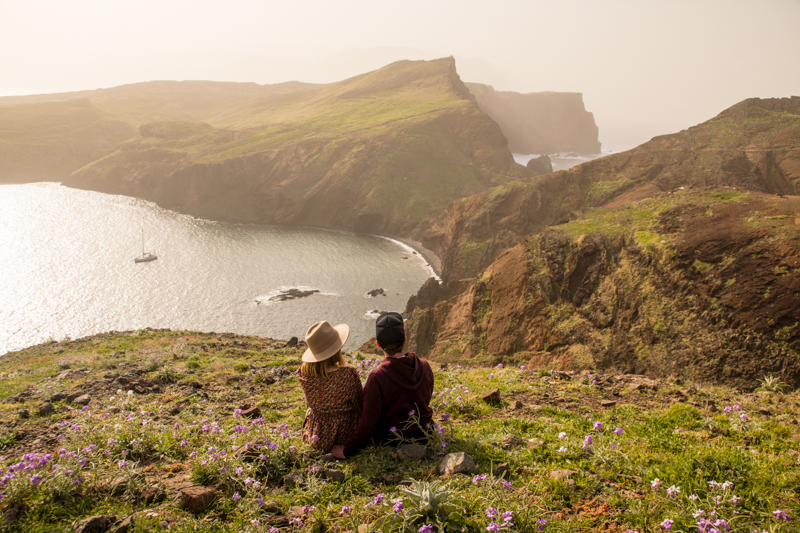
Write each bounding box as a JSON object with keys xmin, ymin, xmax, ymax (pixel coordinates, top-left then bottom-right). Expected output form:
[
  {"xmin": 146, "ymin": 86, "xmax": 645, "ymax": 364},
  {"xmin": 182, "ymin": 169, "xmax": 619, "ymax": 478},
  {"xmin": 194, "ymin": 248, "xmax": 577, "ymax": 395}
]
[{"xmin": 331, "ymin": 445, "xmax": 345, "ymax": 460}]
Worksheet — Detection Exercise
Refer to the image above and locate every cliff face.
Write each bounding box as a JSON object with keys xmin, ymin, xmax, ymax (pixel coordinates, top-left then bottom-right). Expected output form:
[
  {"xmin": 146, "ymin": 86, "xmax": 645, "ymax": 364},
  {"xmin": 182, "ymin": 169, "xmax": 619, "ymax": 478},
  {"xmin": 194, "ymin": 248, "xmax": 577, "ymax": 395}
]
[
  {"xmin": 406, "ymin": 97, "xmax": 800, "ymax": 389},
  {"xmin": 0, "ymin": 99, "xmax": 137, "ymax": 183},
  {"xmin": 412, "ymin": 97, "xmax": 800, "ymax": 286},
  {"xmin": 407, "ymin": 190, "xmax": 800, "ymax": 390},
  {"xmin": 65, "ymin": 58, "xmax": 529, "ymax": 235},
  {"xmin": 466, "ymin": 83, "xmax": 601, "ymax": 154}
]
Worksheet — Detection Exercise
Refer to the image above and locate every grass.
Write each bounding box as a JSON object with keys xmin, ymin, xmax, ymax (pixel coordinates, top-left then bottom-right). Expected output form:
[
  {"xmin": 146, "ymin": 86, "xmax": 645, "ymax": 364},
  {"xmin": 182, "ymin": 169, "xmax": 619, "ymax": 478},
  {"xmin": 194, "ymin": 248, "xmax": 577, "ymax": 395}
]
[{"xmin": 0, "ymin": 330, "xmax": 798, "ymax": 532}]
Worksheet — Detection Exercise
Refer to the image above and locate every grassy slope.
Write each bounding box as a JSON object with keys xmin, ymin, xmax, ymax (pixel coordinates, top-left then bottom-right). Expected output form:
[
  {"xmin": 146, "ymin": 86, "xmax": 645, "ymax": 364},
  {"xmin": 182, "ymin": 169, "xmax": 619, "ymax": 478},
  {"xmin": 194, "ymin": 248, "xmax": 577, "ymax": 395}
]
[
  {"xmin": 0, "ymin": 99, "xmax": 137, "ymax": 181},
  {"xmin": 0, "ymin": 80, "xmax": 320, "ymax": 126},
  {"xmin": 68, "ymin": 58, "xmax": 528, "ymax": 233},
  {"xmin": 415, "ymin": 99, "xmax": 800, "ymax": 285},
  {"xmin": 0, "ymin": 330, "xmax": 798, "ymax": 532},
  {"xmin": 408, "ymin": 188, "xmax": 800, "ymax": 390}
]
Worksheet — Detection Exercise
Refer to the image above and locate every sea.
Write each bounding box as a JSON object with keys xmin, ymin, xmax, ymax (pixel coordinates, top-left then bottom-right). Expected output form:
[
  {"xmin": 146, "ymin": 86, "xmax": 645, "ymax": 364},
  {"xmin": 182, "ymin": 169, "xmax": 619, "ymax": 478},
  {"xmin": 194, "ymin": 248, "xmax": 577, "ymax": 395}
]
[
  {"xmin": 512, "ymin": 150, "xmax": 612, "ymax": 172},
  {"xmin": 0, "ymin": 183, "xmax": 437, "ymax": 356}
]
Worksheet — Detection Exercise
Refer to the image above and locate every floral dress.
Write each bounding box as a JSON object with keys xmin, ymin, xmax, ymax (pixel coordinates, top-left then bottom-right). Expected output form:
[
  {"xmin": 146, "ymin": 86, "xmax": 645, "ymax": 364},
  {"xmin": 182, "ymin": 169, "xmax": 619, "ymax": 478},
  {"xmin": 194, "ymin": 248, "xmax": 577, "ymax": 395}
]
[{"xmin": 297, "ymin": 366, "xmax": 363, "ymax": 452}]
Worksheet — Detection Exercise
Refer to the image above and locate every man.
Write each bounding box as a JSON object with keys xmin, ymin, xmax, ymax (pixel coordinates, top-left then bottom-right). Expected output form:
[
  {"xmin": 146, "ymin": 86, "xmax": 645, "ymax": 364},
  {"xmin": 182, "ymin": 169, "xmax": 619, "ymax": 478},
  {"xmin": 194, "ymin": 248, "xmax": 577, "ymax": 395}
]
[{"xmin": 344, "ymin": 311, "xmax": 434, "ymax": 455}]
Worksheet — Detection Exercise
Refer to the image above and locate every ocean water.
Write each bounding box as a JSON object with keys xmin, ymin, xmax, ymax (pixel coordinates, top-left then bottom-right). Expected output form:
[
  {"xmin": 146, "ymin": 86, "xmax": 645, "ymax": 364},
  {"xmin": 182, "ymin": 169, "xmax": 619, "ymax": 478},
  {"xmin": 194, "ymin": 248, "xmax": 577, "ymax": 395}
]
[
  {"xmin": 513, "ymin": 150, "xmax": 613, "ymax": 172},
  {"xmin": 0, "ymin": 183, "xmax": 436, "ymax": 355}
]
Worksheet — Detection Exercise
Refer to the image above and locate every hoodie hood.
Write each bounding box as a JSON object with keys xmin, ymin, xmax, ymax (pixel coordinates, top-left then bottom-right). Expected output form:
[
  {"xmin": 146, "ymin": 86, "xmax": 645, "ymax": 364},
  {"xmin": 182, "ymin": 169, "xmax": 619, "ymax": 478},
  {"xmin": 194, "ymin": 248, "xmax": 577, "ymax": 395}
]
[{"xmin": 381, "ymin": 353, "xmax": 427, "ymax": 390}]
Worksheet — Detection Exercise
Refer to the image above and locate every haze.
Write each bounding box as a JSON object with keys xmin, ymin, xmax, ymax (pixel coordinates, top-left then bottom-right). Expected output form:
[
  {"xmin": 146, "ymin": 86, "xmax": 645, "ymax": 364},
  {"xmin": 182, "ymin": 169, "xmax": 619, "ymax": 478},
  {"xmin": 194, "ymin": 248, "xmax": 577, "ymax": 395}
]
[{"xmin": 1, "ymin": 0, "xmax": 798, "ymax": 151}]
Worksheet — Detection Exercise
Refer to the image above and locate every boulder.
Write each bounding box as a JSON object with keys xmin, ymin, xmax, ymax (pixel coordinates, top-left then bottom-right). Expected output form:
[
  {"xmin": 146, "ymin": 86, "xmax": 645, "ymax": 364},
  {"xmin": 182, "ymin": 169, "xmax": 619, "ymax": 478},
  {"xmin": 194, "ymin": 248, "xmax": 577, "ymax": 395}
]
[
  {"xmin": 74, "ymin": 514, "xmax": 115, "ymax": 533},
  {"xmin": 501, "ymin": 435, "xmax": 526, "ymax": 450},
  {"xmin": 282, "ymin": 470, "xmax": 304, "ymax": 488},
  {"xmin": 179, "ymin": 486, "xmax": 218, "ymax": 514},
  {"xmin": 38, "ymin": 402, "xmax": 55, "ymax": 416},
  {"xmin": 481, "ymin": 389, "xmax": 501, "ymax": 405},
  {"xmin": 526, "ymin": 155, "xmax": 553, "ymax": 175},
  {"xmin": 438, "ymin": 452, "xmax": 475, "ymax": 475},
  {"xmin": 493, "ymin": 463, "xmax": 511, "ymax": 477},
  {"xmin": 111, "ymin": 515, "xmax": 134, "ymax": 533},
  {"xmin": 241, "ymin": 406, "xmax": 261, "ymax": 419},
  {"xmin": 397, "ymin": 443, "xmax": 426, "ymax": 461},
  {"xmin": 141, "ymin": 484, "xmax": 166, "ymax": 504},
  {"xmin": 50, "ymin": 391, "xmax": 67, "ymax": 402},
  {"xmin": 318, "ymin": 467, "xmax": 346, "ymax": 482},
  {"xmin": 548, "ymin": 469, "xmax": 579, "ymax": 481},
  {"xmin": 600, "ymin": 400, "xmax": 617, "ymax": 408},
  {"xmin": 72, "ymin": 394, "xmax": 91, "ymax": 405}
]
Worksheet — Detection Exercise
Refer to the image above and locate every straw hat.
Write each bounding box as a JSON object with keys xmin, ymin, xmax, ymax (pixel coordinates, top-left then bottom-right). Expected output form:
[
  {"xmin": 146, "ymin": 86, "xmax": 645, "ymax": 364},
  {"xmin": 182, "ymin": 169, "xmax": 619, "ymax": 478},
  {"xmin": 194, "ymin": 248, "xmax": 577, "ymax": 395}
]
[{"xmin": 302, "ymin": 321, "xmax": 350, "ymax": 363}]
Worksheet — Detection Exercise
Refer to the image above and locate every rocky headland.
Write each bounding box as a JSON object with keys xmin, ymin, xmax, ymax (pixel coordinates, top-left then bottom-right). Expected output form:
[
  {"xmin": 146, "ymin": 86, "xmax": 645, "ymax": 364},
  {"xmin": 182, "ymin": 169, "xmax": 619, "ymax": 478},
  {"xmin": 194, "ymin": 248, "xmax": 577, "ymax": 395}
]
[
  {"xmin": 404, "ymin": 97, "xmax": 800, "ymax": 390},
  {"xmin": 466, "ymin": 83, "xmax": 601, "ymax": 154}
]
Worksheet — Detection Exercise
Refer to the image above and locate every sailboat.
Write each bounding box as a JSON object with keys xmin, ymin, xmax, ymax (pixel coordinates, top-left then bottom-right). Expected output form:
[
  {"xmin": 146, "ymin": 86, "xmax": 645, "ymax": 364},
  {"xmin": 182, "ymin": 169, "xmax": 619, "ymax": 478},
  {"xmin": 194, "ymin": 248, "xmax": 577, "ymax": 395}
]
[{"xmin": 134, "ymin": 227, "xmax": 158, "ymax": 263}]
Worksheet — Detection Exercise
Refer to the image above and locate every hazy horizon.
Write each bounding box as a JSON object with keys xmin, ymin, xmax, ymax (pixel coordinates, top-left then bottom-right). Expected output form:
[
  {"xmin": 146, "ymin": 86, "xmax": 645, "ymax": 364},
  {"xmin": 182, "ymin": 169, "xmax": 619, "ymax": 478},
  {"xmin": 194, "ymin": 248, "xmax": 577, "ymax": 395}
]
[{"xmin": 1, "ymin": 0, "xmax": 798, "ymax": 151}]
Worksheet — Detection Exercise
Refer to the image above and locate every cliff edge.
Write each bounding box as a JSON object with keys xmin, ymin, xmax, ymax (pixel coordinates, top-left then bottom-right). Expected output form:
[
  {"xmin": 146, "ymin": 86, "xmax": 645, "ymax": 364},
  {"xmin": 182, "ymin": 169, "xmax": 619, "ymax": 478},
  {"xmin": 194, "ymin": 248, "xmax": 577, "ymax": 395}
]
[{"xmin": 466, "ymin": 83, "xmax": 601, "ymax": 154}]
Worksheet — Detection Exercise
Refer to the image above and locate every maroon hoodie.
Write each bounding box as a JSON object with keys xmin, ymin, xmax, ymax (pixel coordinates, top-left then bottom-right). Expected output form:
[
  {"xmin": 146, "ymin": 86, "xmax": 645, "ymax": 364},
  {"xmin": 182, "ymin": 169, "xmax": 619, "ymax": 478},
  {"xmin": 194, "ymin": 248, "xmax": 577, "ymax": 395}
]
[{"xmin": 344, "ymin": 352, "xmax": 434, "ymax": 454}]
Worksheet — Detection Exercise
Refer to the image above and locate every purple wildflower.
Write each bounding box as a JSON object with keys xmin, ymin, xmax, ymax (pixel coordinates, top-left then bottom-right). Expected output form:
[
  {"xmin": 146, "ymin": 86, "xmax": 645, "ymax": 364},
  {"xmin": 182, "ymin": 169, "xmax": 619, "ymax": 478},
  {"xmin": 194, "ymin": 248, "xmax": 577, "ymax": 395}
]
[
  {"xmin": 661, "ymin": 518, "xmax": 673, "ymax": 530},
  {"xmin": 774, "ymin": 510, "xmax": 791, "ymax": 521}
]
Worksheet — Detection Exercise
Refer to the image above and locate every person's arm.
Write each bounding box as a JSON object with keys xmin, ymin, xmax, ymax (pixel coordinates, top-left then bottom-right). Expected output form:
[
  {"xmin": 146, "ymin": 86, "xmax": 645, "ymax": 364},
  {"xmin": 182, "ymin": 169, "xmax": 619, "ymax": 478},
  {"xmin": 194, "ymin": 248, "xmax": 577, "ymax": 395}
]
[{"xmin": 344, "ymin": 372, "xmax": 382, "ymax": 455}]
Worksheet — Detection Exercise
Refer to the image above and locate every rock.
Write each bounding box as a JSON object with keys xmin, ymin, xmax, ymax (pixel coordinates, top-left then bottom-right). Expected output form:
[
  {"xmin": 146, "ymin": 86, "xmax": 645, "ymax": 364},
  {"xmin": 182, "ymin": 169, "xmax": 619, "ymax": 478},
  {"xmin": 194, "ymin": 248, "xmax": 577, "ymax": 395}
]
[
  {"xmin": 17, "ymin": 409, "xmax": 29, "ymax": 419},
  {"xmin": 262, "ymin": 500, "xmax": 283, "ymax": 514},
  {"xmin": 74, "ymin": 514, "xmax": 115, "ymax": 533},
  {"xmin": 397, "ymin": 443, "xmax": 426, "ymax": 461},
  {"xmin": 382, "ymin": 473, "xmax": 402, "ymax": 485},
  {"xmin": 159, "ymin": 521, "xmax": 169, "ymax": 529},
  {"xmin": 550, "ymin": 370, "xmax": 572, "ymax": 380},
  {"xmin": 526, "ymin": 438, "xmax": 546, "ymax": 449},
  {"xmin": 438, "ymin": 452, "xmax": 476, "ymax": 475},
  {"xmin": 38, "ymin": 402, "xmax": 55, "ymax": 416},
  {"xmin": 493, "ymin": 463, "xmax": 510, "ymax": 477},
  {"xmin": 66, "ymin": 392, "xmax": 83, "ymax": 402},
  {"xmin": 179, "ymin": 486, "xmax": 218, "ymax": 513},
  {"xmin": 526, "ymin": 154, "xmax": 553, "ymax": 175},
  {"xmin": 241, "ymin": 406, "xmax": 261, "ymax": 419},
  {"xmin": 286, "ymin": 337, "xmax": 299, "ymax": 348},
  {"xmin": 600, "ymin": 400, "xmax": 617, "ymax": 408},
  {"xmin": 318, "ymin": 467, "xmax": 346, "ymax": 482},
  {"xmin": 111, "ymin": 515, "xmax": 134, "ymax": 533},
  {"xmin": 288, "ymin": 506, "xmax": 305, "ymax": 517},
  {"xmin": 141, "ymin": 484, "xmax": 166, "ymax": 504},
  {"xmin": 481, "ymin": 389, "xmax": 501, "ymax": 404},
  {"xmin": 269, "ymin": 288, "xmax": 319, "ymax": 302},
  {"xmin": 367, "ymin": 288, "xmax": 386, "ymax": 297},
  {"xmin": 50, "ymin": 391, "xmax": 67, "ymax": 402},
  {"xmin": 318, "ymin": 453, "xmax": 338, "ymax": 463},
  {"xmin": 501, "ymin": 435, "xmax": 526, "ymax": 450},
  {"xmin": 512, "ymin": 400, "xmax": 523, "ymax": 410},
  {"xmin": 548, "ymin": 469, "xmax": 579, "ymax": 481},
  {"xmin": 282, "ymin": 470, "xmax": 304, "ymax": 488},
  {"xmin": 72, "ymin": 394, "xmax": 91, "ymax": 405}
]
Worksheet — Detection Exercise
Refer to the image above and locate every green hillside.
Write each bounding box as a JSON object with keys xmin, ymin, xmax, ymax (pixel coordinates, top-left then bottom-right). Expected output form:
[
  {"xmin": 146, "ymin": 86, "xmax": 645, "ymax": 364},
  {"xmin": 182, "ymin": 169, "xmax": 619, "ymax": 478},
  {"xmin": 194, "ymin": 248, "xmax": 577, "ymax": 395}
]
[
  {"xmin": 0, "ymin": 330, "xmax": 797, "ymax": 532},
  {"xmin": 66, "ymin": 58, "xmax": 529, "ymax": 234},
  {"xmin": 0, "ymin": 99, "xmax": 136, "ymax": 182},
  {"xmin": 0, "ymin": 80, "xmax": 319, "ymax": 127}
]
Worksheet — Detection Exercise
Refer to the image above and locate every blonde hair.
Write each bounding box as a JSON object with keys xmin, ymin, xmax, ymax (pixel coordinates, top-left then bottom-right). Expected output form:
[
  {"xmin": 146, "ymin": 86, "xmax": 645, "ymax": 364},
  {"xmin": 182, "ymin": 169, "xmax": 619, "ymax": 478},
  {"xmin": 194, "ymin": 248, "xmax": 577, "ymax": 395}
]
[{"xmin": 299, "ymin": 351, "xmax": 345, "ymax": 379}]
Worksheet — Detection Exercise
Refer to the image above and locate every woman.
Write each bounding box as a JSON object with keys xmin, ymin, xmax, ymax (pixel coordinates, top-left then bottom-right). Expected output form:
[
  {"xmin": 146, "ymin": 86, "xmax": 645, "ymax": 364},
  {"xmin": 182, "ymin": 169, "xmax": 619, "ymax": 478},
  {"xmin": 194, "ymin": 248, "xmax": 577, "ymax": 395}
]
[{"xmin": 297, "ymin": 320, "xmax": 362, "ymax": 459}]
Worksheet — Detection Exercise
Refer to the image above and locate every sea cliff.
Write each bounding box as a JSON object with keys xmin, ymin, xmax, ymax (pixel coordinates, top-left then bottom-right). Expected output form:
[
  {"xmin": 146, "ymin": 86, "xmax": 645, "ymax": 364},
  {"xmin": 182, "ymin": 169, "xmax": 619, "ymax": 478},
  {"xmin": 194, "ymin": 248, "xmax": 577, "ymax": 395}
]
[
  {"xmin": 466, "ymin": 83, "xmax": 601, "ymax": 154},
  {"xmin": 405, "ymin": 97, "xmax": 800, "ymax": 389}
]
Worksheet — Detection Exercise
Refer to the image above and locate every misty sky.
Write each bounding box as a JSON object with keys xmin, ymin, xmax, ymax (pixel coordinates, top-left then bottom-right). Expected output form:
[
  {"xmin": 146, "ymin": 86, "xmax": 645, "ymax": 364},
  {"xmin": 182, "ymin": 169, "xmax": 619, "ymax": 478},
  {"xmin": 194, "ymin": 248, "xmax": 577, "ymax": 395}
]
[{"xmin": 1, "ymin": 0, "xmax": 798, "ymax": 151}]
